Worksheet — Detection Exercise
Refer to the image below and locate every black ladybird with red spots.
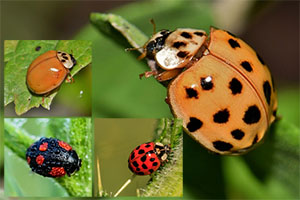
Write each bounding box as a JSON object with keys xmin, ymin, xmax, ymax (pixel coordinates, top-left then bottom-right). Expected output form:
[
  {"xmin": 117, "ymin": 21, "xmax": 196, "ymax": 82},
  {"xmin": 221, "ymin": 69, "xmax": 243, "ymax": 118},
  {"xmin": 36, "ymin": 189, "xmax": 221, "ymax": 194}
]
[
  {"xmin": 26, "ymin": 137, "xmax": 81, "ymax": 178},
  {"xmin": 128, "ymin": 142, "xmax": 170, "ymax": 175}
]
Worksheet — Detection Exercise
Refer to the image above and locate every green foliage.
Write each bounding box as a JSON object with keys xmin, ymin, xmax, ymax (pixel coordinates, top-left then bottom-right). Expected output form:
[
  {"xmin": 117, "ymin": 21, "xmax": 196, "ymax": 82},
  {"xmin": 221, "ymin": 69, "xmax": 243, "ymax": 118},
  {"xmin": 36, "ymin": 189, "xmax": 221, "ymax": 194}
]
[
  {"xmin": 141, "ymin": 118, "xmax": 183, "ymax": 197},
  {"xmin": 4, "ymin": 40, "xmax": 91, "ymax": 115},
  {"xmin": 4, "ymin": 118, "xmax": 92, "ymax": 197}
]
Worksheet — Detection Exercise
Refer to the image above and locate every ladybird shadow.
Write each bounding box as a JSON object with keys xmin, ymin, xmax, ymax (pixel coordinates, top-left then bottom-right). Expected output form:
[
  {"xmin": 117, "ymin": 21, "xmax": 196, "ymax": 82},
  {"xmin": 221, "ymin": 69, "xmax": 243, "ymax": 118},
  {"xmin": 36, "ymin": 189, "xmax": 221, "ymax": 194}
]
[
  {"xmin": 183, "ymin": 133, "xmax": 226, "ymax": 199},
  {"xmin": 242, "ymin": 122, "xmax": 277, "ymax": 182}
]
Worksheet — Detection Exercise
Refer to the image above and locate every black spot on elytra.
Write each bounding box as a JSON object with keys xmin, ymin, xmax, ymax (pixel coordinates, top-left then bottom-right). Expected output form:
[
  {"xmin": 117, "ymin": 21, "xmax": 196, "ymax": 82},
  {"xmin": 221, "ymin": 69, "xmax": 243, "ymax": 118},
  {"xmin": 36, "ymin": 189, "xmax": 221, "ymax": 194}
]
[
  {"xmin": 130, "ymin": 152, "xmax": 135, "ymax": 160},
  {"xmin": 140, "ymin": 155, "xmax": 147, "ymax": 162},
  {"xmin": 35, "ymin": 46, "xmax": 41, "ymax": 51},
  {"xmin": 185, "ymin": 88, "xmax": 198, "ymax": 98},
  {"xmin": 240, "ymin": 61, "xmax": 253, "ymax": 72},
  {"xmin": 135, "ymin": 145, "xmax": 140, "ymax": 150},
  {"xmin": 228, "ymin": 39, "xmax": 240, "ymax": 49},
  {"xmin": 194, "ymin": 31, "xmax": 204, "ymax": 36},
  {"xmin": 256, "ymin": 52, "xmax": 265, "ymax": 65},
  {"xmin": 181, "ymin": 32, "xmax": 192, "ymax": 38},
  {"xmin": 137, "ymin": 172, "xmax": 144, "ymax": 175},
  {"xmin": 263, "ymin": 81, "xmax": 271, "ymax": 105},
  {"xmin": 142, "ymin": 164, "xmax": 148, "ymax": 169},
  {"xmin": 138, "ymin": 149, "xmax": 145, "ymax": 154},
  {"xmin": 177, "ymin": 51, "xmax": 188, "ymax": 58},
  {"xmin": 201, "ymin": 77, "xmax": 213, "ymax": 90},
  {"xmin": 213, "ymin": 141, "xmax": 233, "ymax": 151},
  {"xmin": 149, "ymin": 169, "xmax": 154, "ymax": 173},
  {"xmin": 153, "ymin": 162, "xmax": 158, "ymax": 166},
  {"xmin": 231, "ymin": 129, "xmax": 245, "ymax": 140},
  {"xmin": 150, "ymin": 158, "xmax": 155, "ymax": 162},
  {"xmin": 145, "ymin": 144, "xmax": 151, "ymax": 148},
  {"xmin": 128, "ymin": 164, "xmax": 134, "ymax": 172},
  {"xmin": 132, "ymin": 161, "xmax": 139, "ymax": 167},
  {"xmin": 187, "ymin": 117, "xmax": 203, "ymax": 132},
  {"xmin": 229, "ymin": 78, "xmax": 242, "ymax": 95},
  {"xmin": 136, "ymin": 167, "xmax": 140, "ymax": 171},
  {"xmin": 173, "ymin": 41, "xmax": 186, "ymax": 48},
  {"xmin": 243, "ymin": 105, "xmax": 261, "ymax": 124},
  {"xmin": 213, "ymin": 109, "xmax": 230, "ymax": 123},
  {"xmin": 252, "ymin": 134, "xmax": 259, "ymax": 145}
]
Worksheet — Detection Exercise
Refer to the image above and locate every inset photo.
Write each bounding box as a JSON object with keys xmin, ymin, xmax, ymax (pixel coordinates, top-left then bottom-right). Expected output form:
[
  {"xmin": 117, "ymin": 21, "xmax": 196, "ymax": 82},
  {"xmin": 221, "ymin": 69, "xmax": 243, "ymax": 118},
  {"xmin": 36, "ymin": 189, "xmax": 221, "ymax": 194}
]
[
  {"xmin": 4, "ymin": 118, "xmax": 92, "ymax": 197},
  {"xmin": 4, "ymin": 40, "xmax": 92, "ymax": 117},
  {"xmin": 94, "ymin": 118, "xmax": 183, "ymax": 197}
]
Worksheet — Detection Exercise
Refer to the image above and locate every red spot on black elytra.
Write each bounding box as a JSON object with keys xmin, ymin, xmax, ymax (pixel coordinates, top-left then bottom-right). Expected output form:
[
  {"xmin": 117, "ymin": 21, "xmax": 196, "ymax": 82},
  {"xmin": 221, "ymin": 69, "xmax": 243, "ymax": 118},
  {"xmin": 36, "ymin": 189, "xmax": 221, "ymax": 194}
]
[{"xmin": 39, "ymin": 142, "xmax": 48, "ymax": 151}]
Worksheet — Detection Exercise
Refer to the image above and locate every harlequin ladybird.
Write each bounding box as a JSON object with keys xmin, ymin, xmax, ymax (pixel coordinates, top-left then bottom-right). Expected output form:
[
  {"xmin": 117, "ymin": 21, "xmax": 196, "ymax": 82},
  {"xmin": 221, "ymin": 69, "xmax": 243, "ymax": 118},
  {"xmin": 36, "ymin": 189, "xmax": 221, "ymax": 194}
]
[
  {"xmin": 26, "ymin": 137, "xmax": 81, "ymax": 177},
  {"xmin": 128, "ymin": 142, "xmax": 170, "ymax": 175},
  {"xmin": 139, "ymin": 27, "xmax": 277, "ymax": 155},
  {"xmin": 26, "ymin": 50, "xmax": 76, "ymax": 95}
]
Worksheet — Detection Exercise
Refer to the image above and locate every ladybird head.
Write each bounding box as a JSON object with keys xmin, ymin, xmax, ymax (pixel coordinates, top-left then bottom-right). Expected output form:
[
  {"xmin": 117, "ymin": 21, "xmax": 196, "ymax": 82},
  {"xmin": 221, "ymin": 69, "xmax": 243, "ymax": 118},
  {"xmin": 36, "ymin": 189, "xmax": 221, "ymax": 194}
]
[
  {"xmin": 154, "ymin": 142, "xmax": 171, "ymax": 162},
  {"xmin": 144, "ymin": 30, "xmax": 172, "ymax": 59},
  {"xmin": 65, "ymin": 150, "xmax": 82, "ymax": 176},
  {"xmin": 57, "ymin": 51, "xmax": 76, "ymax": 69}
]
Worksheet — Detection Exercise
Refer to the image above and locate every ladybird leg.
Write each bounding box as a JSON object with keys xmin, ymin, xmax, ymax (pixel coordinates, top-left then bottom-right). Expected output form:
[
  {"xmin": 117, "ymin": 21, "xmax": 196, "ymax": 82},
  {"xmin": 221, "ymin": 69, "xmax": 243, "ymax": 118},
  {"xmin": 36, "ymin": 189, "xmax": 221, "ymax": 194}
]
[
  {"xmin": 139, "ymin": 70, "xmax": 158, "ymax": 79},
  {"xmin": 155, "ymin": 68, "xmax": 182, "ymax": 82},
  {"xmin": 66, "ymin": 74, "xmax": 74, "ymax": 83}
]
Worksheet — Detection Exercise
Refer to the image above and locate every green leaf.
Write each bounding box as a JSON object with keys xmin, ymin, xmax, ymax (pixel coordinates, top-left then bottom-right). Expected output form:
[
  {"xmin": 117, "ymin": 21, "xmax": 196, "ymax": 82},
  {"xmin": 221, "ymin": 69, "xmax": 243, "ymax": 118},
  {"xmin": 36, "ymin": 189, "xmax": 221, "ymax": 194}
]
[
  {"xmin": 140, "ymin": 118, "xmax": 183, "ymax": 197},
  {"xmin": 4, "ymin": 118, "xmax": 92, "ymax": 197},
  {"xmin": 4, "ymin": 40, "xmax": 91, "ymax": 116}
]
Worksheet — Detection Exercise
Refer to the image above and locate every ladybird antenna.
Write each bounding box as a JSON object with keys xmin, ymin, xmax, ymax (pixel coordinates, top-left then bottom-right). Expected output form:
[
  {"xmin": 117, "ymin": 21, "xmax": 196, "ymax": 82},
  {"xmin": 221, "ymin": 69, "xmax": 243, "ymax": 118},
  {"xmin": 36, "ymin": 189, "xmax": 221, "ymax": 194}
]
[
  {"xmin": 150, "ymin": 18, "xmax": 156, "ymax": 35},
  {"xmin": 114, "ymin": 174, "xmax": 136, "ymax": 197}
]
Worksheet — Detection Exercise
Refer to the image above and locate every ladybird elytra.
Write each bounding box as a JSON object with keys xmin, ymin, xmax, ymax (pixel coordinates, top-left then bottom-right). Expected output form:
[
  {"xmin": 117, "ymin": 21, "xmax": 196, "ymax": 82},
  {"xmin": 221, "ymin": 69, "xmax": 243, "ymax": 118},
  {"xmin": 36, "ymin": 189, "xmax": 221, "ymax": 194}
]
[
  {"xmin": 26, "ymin": 137, "xmax": 81, "ymax": 178},
  {"xmin": 26, "ymin": 50, "xmax": 76, "ymax": 95},
  {"xmin": 139, "ymin": 26, "xmax": 277, "ymax": 155},
  {"xmin": 128, "ymin": 142, "xmax": 171, "ymax": 175}
]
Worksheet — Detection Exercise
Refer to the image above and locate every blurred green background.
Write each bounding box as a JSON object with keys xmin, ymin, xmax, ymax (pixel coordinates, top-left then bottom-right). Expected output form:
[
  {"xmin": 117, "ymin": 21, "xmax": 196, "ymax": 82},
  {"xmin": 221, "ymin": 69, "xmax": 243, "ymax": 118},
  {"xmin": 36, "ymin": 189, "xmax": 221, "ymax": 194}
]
[{"xmin": 0, "ymin": 0, "xmax": 299, "ymax": 199}]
